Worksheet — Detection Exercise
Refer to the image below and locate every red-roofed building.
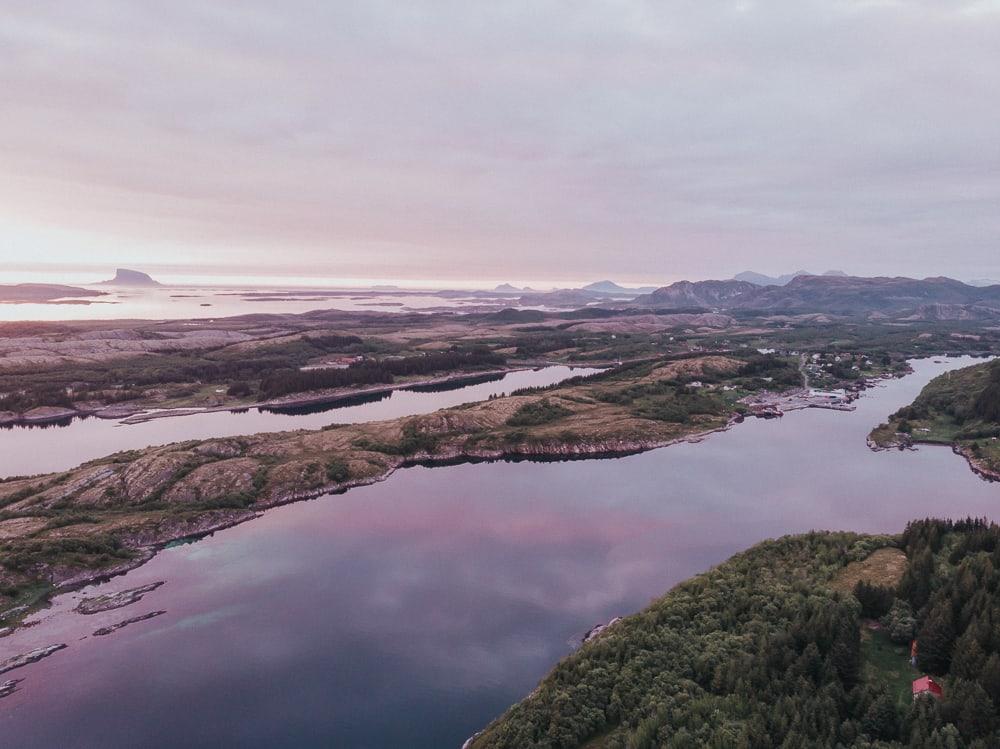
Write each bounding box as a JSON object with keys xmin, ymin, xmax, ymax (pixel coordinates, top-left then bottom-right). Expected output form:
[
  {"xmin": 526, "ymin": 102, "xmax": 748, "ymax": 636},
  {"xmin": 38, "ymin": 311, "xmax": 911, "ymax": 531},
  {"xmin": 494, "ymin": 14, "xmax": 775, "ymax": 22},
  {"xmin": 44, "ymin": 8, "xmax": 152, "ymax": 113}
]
[{"xmin": 912, "ymin": 676, "xmax": 943, "ymax": 700}]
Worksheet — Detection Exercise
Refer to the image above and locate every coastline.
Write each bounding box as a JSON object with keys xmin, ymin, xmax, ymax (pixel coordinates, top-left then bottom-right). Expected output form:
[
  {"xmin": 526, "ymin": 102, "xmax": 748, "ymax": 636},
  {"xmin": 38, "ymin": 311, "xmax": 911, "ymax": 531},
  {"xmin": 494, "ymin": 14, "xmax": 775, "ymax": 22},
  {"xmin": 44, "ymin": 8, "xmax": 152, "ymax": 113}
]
[
  {"xmin": 34, "ymin": 419, "xmax": 741, "ymax": 609},
  {"xmin": 0, "ymin": 357, "xmax": 911, "ymax": 633}
]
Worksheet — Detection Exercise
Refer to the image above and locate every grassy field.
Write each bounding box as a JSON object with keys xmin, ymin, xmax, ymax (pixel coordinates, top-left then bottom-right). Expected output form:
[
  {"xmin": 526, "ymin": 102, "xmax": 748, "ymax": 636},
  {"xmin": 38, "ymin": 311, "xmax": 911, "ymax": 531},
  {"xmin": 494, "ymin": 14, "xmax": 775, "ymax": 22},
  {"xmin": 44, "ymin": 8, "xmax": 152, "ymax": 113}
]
[
  {"xmin": 862, "ymin": 628, "xmax": 917, "ymax": 706},
  {"xmin": 830, "ymin": 546, "xmax": 908, "ymax": 593}
]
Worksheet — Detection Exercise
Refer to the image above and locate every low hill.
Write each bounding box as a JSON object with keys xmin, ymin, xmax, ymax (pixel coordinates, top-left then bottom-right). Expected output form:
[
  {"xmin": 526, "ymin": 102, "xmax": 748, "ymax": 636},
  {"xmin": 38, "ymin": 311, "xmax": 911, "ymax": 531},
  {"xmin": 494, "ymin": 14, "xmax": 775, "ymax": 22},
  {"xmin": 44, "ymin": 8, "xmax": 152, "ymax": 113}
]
[
  {"xmin": 633, "ymin": 279, "xmax": 757, "ymax": 308},
  {"xmin": 0, "ymin": 283, "xmax": 104, "ymax": 303},
  {"xmin": 471, "ymin": 519, "xmax": 1000, "ymax": 748},
  {"xmin": 98, "ymin": 268, "xmax": 161, "ymax": 286},
  {"xmin": 581, "ymin": 280, "xmax": 658, "ymax": 295}
]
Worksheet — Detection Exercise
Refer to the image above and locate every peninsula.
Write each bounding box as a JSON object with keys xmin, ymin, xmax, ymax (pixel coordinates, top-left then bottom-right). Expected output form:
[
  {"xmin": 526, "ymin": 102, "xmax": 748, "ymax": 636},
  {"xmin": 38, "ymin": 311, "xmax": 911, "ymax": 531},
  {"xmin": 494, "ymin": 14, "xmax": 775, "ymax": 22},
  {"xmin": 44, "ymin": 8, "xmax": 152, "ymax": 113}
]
[
  {"xmin": 0, "ymin": 352, "xmax": 801, "ymax": 627},
  {"xmin": 869, "ymin": 358, "xmax": 1000, "ymax": 480},
  {"xmin": 469, "ymin": 519, "xmax": 1000, "ymax": 747}
]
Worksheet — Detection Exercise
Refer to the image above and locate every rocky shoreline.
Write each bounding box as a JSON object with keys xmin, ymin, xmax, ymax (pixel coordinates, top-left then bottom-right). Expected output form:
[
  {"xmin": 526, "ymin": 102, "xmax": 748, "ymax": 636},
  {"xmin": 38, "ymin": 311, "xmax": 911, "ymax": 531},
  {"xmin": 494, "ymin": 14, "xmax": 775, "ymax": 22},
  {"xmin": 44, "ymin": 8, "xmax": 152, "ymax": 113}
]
[
  {"xmin": 1, "ymin": 421, "xmax": 742, "ymax": 634},
  {"xmin": 954, "ymin": 444, "xmax": 1000, "ymax": 483},
  {"xmin": 93, "ymin": 610, "xmax": 166, "ymax": 636},
  {"xmin": 0, "ymin": 354, "xmax": 895, "ymax": 634},
  {"xmin": 0, "ymin": 644, "xmax": 67, "ymax": 676},
  {"xmin": 75, "ymin": 581, "xmax": 166, "ymax": 614},
  {"xmin": 866, "ymin": 428, "xmax": 999, "ymax": 483}
]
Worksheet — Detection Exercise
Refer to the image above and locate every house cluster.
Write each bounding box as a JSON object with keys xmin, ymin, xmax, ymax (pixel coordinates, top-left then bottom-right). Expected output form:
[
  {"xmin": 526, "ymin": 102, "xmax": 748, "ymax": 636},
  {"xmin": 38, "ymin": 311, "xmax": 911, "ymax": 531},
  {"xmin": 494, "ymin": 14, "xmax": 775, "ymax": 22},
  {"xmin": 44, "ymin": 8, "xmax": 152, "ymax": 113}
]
[
  {"xmin": 806, "ymin": 351, "xmax": 873, "ymax": 370},
  {"xmin": 299, "ymin": 355, "xmax": 365, "ymax": 371}
]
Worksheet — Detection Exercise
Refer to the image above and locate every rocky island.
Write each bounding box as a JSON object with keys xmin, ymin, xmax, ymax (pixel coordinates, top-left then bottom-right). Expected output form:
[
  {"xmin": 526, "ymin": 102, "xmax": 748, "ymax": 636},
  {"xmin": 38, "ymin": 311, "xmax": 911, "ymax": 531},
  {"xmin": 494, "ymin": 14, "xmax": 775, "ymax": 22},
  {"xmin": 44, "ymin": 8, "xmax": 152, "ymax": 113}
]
[{"xmin": 97, "ymin": 268, "xmax": 162, "ymax": 287}]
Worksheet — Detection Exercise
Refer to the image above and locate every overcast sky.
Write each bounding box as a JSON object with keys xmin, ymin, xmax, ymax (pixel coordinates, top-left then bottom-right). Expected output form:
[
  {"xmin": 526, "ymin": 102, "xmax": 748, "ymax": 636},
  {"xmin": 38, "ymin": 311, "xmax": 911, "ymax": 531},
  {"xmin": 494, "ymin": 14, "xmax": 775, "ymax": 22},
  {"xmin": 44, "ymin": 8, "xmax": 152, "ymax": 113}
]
[{"xmin": 1, "ymin": 1, "xmax": 998, "ymax": 287}]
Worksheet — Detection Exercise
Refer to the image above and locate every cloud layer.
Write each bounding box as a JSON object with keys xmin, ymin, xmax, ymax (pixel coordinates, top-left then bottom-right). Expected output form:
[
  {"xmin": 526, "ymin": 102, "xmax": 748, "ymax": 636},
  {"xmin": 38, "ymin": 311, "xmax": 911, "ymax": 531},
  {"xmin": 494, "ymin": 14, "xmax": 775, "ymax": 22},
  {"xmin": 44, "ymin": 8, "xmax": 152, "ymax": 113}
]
[{"xmin": 2, "ymin": 1, "xmax": 998, "ymax": 283}]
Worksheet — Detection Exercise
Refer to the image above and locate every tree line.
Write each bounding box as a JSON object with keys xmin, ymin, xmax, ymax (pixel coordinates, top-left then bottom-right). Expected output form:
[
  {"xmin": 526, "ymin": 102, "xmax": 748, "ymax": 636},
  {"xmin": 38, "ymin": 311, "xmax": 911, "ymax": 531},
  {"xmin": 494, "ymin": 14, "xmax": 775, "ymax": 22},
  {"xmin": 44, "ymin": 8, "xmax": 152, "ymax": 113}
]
[{"xmin": 258, "ymin": 348, "xmax": 505, "ymax": 400}]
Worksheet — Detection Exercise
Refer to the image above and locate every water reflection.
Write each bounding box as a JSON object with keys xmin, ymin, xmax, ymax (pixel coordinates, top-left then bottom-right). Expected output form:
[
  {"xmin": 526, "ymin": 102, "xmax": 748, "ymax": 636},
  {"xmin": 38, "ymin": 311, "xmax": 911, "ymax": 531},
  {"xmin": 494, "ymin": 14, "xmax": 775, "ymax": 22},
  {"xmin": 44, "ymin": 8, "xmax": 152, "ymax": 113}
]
[
  {"xmin": 0, "ymin": 366, "xmax": 599, "ymax": 477},
  {"xmin": 1, "ymin": 358, "xmax": 997, "ymax": 749}
]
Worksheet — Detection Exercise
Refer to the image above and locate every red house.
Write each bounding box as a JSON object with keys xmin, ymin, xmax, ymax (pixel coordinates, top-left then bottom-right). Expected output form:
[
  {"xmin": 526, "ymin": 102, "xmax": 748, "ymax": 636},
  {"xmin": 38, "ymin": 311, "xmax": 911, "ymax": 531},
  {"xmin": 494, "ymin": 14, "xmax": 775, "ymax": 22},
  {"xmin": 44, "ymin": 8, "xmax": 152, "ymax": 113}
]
[{"xmin": 912, "ymin": 676, "xmax": 943, "ymax": 700}]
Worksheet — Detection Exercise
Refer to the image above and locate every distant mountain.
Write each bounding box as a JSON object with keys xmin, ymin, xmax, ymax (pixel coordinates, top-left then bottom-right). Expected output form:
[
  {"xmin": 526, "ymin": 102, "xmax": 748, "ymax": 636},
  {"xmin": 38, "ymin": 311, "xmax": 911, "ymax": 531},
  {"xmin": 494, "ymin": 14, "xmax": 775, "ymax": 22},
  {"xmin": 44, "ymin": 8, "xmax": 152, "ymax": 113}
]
[
  {"xmin": 733, "ymin": 270, "xmax": 810, "ymax": 286},
  {"xmin": 733, "ymin": 270, "xmax": 846, "ymax": 286},
  {"xmin": 518, "ymin": 289, "xmax": 601, "ymax": 306},
  {"xmin": 581, "ymin": 280, "xmax": 658, "ymax": 295},
  {"xmin": 742, "ymin": 275, "xmax": 998, "ymax": 314},
  {"xmin": 99, "ymin": 268, "xmax": 161, "ymax": 287},
  {"xmin": 633, "ymin": 279, "xmax": 757, "ymax": 309},
  {"xmin": 634, "ymin": 275, "xmax": 1000, "ymax": 317},
  {"xmin": 969, "ymin": 279, "xmax": 1000, "ymax": 288},
  {"xmin": 0, "ymin": 283, "xmax": 105, "ymax": 303},
  {"xmin": 494, "ymin": 283, "xmax": 523, "ymax": 293}
]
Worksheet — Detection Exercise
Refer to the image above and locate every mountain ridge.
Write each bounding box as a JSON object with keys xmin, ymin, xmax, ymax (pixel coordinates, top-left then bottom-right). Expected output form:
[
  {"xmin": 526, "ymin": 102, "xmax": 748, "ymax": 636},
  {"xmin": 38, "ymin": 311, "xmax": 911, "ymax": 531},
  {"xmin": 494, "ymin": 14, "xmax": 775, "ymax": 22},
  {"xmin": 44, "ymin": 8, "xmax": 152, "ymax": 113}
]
[{"xmin": 632, "ymin": 274, "xmax": 1000, "ymax": 316}]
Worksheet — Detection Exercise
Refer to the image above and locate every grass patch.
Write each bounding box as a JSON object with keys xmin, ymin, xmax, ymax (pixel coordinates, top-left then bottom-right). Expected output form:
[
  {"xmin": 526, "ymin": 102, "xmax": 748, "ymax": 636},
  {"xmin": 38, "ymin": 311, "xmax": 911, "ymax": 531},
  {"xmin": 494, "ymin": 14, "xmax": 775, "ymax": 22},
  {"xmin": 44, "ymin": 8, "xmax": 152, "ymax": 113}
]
[
  {"xmin": 506, "ymin": 399, "xmax": 573, "ymax": 427},
  {"xmin": 862, "ymin": 627, "xmax": 917, "ymax": 707},
  {"xmin": 830, "ymin": 547, "xmax": 908, "ymax": 594}
]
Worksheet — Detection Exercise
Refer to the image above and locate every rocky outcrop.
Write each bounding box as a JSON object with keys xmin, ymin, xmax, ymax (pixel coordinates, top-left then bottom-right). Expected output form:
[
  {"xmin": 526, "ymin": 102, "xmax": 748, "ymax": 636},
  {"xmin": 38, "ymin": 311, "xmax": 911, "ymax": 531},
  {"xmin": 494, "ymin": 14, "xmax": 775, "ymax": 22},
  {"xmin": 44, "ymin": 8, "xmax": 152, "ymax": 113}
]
[
  {"xmin": 75, "ymin": 581, "xmax": 165, "ymax": 614},
  {"xmin": 583, "ymin": 616, "xmax": 623, "ymax": 643},
  {"xmin": 121, "ymin": 452, "xmax": 199, "ymax": 503},
  {"xmin": 0, "ymin": 644, "xmax": 67, "ymax": 675},
  {"xmin": 0, "ymin": 679, "xmax": 22, "ymax": 698},
  {"xmin": 163, "ymin": 458, "xmax": 260, "ymax": 503},
  {"xmin": 93, "ymin": 610, "xmax": 166, "ymax": 636}
]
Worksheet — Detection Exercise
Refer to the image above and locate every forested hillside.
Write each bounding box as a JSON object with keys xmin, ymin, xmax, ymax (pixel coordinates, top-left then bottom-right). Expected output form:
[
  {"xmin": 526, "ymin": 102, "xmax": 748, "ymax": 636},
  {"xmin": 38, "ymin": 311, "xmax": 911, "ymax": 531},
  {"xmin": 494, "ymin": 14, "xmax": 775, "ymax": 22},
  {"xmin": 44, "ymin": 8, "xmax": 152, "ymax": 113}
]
[
  {"xmin": 471, "ymin": 519, "xmax": 1000, "ymax": 748},
  {"xmin": 870, "ymin": 359, "xmax": 1000, "ymax": 479}
]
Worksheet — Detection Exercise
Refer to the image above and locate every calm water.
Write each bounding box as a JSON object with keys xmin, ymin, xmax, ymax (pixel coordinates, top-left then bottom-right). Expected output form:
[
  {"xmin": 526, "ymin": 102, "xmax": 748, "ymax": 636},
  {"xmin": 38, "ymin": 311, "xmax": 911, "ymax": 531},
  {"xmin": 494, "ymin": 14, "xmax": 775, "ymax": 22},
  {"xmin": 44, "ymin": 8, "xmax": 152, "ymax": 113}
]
[
  {"xmin": 0, "ymin": 367, "xmax": 599, "ymax": 478},
  {"xmin": 1, "ymin": 357, "xmax": 998, "ymax": 748},
  {"xmin": 0, "ymin": 286, "xmax": 497, "ymax": 322}
]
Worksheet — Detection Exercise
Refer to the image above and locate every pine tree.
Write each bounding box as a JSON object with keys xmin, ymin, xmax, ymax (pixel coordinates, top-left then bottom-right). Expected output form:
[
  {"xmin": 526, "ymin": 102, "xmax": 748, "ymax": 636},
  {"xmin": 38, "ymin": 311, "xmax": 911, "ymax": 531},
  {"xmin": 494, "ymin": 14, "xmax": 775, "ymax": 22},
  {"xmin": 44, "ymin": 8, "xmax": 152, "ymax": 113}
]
[
  {"xmin": 861, "ymin": 691, "xmax": 899, "ymax": 741},
  {"xmin": 948, "ymin": 678, "xmax": 997, "ymax": 741},
  {"xmin": 919, "ymin": 604, "xmax": 957, "ymax": 675},
  {"xmin": 980, "ymin": 653, "xmax": 1000, "ymax": 705},
  {"xmin": 951, "ymin": 631, "xmax": 986, "ymax": 681}
]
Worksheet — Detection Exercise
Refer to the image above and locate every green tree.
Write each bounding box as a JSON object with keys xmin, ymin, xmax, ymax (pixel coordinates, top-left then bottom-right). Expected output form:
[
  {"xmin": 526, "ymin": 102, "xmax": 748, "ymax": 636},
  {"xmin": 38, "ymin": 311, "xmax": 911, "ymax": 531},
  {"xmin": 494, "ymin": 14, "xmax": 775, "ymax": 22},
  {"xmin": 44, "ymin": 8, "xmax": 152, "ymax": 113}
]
[
  {"xmin": 861, "ymin": 691, "xmax": 899, "ymax": 741},
  {"xmin": 919, "ymin": 604, "xmax": 956, "ymax": 675}
]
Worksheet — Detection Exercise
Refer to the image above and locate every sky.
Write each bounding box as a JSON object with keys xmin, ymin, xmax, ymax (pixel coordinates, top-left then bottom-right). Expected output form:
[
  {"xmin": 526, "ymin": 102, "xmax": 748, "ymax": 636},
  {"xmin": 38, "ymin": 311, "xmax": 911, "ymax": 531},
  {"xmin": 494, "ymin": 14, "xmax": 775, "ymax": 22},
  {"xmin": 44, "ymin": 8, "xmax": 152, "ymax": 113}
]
[{"xmin": 1, "ymin": 1, "xmax": 999, "ymax": 288}]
